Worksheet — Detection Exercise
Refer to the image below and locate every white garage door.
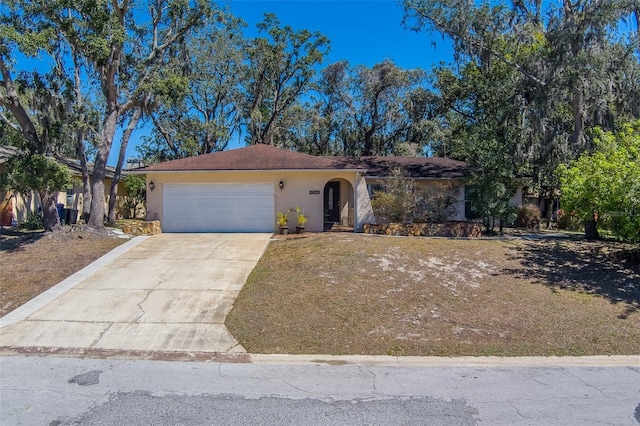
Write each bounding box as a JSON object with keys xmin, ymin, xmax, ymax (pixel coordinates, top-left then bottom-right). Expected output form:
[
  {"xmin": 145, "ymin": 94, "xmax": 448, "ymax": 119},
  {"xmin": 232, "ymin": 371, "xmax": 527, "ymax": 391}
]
[{"xmin": 162, "ymin": 183, "xmax": 275, "ymax": 233}]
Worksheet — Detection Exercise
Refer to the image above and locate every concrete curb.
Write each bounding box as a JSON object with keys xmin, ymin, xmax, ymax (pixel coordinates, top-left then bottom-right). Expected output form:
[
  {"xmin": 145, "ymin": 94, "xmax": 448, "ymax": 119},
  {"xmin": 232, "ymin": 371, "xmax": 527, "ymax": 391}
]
[
  {"xmin": 1, "ymin": 349, "xmax": 637, "ymax": 367},
  {"xmin": 0, "ymin": 236, "xmax": 149, "ymax": 329},
  {"xmin": 249, "ymin": 354, "xmax": 640, "ymax": 367}
]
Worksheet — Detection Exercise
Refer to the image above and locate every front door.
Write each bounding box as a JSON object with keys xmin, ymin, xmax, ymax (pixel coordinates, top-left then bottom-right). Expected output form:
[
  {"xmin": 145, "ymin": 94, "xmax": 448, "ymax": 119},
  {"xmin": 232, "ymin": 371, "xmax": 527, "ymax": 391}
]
[{"xmin": 324, "ymin": 182, "xmax": 340, "ymax": 223}]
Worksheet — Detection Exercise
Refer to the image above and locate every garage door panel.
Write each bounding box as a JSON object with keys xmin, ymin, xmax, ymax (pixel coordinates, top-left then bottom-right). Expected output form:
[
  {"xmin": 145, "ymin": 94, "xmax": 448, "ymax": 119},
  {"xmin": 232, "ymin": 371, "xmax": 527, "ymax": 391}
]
[{"xmin": 162, "ymin": 183, "xmax": 274, "ymax": 233}]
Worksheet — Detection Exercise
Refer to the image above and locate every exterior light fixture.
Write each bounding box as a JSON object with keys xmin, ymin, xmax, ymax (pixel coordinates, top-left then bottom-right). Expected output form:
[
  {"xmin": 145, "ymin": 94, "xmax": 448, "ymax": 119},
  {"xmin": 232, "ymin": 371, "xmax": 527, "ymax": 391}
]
[
  {"xmin": 279, "ymin": 180, "xmax": 284, "ymax": 191},
  {"xmin": 149, "ymin": 181, "xmax": 155, "ymax": 191}
]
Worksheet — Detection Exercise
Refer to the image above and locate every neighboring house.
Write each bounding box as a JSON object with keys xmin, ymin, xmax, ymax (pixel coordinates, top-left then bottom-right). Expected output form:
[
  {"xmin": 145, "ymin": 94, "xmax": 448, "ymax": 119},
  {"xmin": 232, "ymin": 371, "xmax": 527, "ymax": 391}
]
[
  {"xmin": 139, "ymin": 144, "xmax": 525, "ymax": 233},
  {"xmin": 0, "ymin": 145, "xmax": 126, "ymax": 226}
]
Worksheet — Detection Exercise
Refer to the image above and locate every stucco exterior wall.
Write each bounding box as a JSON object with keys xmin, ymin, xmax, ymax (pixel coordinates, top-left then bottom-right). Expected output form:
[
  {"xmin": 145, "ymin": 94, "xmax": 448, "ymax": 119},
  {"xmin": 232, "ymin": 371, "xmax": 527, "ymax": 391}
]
[
  {"xmin": 4, "ymin": 177, "xmax": 123, "ymax": 226},
  {"xmin": 145, "ymin": 170, "xmax": 360, "ymax": 233},
  {"xmin": 511, "ymin": 186, "xmax": 524, "ymax": 207},
  {"xmin": 356, "ymin": 174, "xmax": 375, "ymax": 228}
]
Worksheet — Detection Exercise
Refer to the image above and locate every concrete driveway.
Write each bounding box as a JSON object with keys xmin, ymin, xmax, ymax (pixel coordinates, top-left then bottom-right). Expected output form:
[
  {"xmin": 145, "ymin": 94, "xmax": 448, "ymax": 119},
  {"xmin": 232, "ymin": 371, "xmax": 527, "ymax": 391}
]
[{"xmin": 0, "ymin": 233, "xmax": 272, "ymax": 355}]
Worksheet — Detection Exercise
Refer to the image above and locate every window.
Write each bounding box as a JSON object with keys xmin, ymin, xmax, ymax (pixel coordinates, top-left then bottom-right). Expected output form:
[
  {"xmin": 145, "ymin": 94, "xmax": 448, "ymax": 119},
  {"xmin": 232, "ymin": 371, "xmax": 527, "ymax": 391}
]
[
  {"xmin": 66, "ymin": 189, "xmax": 74, "ymax": 208},
  {"xmin": 367, "ymin": 183, "xmax": 384, "ymax": 199}
]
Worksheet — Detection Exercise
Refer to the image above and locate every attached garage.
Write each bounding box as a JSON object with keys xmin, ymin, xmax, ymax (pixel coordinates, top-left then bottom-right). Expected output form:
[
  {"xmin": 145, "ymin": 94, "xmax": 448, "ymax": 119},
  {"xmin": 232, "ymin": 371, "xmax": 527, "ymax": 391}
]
[
  {"xmin": 141, "ymin": 144, "xmax": 369, "ymax": 233},
  {"xmin": 162, "ymin": 183, "xmax": 275, "ymax": 233}
]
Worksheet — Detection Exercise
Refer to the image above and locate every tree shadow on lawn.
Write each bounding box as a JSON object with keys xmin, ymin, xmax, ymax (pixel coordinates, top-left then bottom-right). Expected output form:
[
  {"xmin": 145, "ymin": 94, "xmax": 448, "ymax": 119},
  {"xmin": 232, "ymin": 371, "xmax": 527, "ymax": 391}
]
[
  {"xmin": 0, "ymin": 227, "xmax": 44, "ymax": 253},
  {"xmin": 504, "ymin": 236, "xmax": 640, "ymax": 317}
]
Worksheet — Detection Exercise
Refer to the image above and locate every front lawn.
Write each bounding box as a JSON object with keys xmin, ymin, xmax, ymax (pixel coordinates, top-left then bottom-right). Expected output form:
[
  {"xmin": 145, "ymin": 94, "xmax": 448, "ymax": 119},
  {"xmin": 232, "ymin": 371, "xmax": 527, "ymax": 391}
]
[
  {"xmin": 0, "ymin": 227, "xmax": 127, "ymax": 318},
  {"xmin": 225, "ymin": 233, "xmax": 640, "ymax": 356}
]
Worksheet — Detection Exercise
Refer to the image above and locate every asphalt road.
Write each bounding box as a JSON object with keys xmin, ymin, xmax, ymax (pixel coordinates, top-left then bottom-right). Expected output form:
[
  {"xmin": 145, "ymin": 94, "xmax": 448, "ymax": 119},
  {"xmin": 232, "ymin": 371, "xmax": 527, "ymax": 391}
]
[{"xmin": 2, "ymin": 355, "xmax": 639, "ymax": 425}]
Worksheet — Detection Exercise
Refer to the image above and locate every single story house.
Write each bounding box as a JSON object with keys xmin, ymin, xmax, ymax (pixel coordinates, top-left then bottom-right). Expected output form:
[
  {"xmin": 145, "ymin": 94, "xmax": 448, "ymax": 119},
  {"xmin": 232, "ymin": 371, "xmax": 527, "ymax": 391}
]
[
  {"xmin": 0, "ymin": 145, "xmax": 127, "ymax": 226},
  {"xmin": 139, "ymin": 144, "xmax": 524, "ymax": 233}
]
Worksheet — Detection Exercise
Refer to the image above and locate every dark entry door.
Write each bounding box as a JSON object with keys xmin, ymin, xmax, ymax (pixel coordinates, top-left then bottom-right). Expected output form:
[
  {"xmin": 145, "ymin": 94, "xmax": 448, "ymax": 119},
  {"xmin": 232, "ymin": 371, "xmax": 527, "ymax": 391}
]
[{"xmin": 324, "ymin": 182, "xmax": 340, "ymax": 223}]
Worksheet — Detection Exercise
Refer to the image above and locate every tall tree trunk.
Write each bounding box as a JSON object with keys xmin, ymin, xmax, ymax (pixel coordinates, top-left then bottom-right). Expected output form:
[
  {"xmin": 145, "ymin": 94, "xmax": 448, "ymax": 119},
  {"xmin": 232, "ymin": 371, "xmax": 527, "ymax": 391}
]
[
  {"xmin": 584, "ymin": 217, "xmax": 599, "ymax": 240},
  {"xmin": 1, "ymin": 58, "xmax": 61, "ymax": 231},
  {"xmin": 77, "ymin": 133, "xmax": 92, "ymax": 222},
  {"xmin": 570, "ymin": 88, "xmax": 585, "ymax": 149},
  {"xmin": 39, "ymin": 189, "xmax": 61, "ymax": 232},
  {"xmin": 107, "ymin": 107, "xmax": 142, "ymax": 224},
  {"xmin": 73, "ymin": 50, "xmax": 92, "ymax": 223},
  {"xmin": 545, "ymin": 197, "xmax": 553, "ymax": 229},
  {"xmin": 362, "ymin": 126, "xmax": 376, "ymax": 156},
  {"xmin": 87, "ymin": 111, "xmax": 117, "ymax": 229}
]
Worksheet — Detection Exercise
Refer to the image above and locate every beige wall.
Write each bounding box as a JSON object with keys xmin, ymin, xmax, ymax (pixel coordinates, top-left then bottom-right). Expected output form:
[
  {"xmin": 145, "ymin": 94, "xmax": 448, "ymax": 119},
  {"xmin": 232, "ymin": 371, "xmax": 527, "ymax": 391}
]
[
  {"xmin": 6, "ymin": 177, "xmax": 123, "ymax": 226},
  {"xmin": 144, "ymin": 171, "xmax": 534, "ymax": 232},
  {"xmin": 356, "ymin": 174, "xmax": 375, "ymax": 227},
  {"xmin": 66, "ymin": 177, "xmax": 124, "ymax": 219},
  {"xmin": 145, "ymin": 170, "xmax": 361, "ymax": 233},
  {"xmin": 9, "ymin": 191, "xmax": 39, "ymax": 225},
  {"xmin": 511, "ymin": 186, "xmax": 524, "ymax": 207}
]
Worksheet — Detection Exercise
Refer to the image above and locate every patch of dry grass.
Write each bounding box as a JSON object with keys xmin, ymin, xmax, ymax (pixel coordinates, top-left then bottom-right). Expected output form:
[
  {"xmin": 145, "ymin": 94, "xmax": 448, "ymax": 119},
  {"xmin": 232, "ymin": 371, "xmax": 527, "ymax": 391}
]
[
  {"xmin": 226, "ymin": 233, "xmax": 640, "ymax": 356},
  {"xmin": 0, "ymin": 227, "xmax": 126, "ymax": 317}
]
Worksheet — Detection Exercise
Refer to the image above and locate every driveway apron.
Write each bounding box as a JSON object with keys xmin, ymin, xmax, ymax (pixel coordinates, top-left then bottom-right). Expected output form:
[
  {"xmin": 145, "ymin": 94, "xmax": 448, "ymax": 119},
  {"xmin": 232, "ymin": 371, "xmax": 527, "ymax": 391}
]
[{"xmin": 0, "ymin": 233, "xmax": 271, "ymax": 354}]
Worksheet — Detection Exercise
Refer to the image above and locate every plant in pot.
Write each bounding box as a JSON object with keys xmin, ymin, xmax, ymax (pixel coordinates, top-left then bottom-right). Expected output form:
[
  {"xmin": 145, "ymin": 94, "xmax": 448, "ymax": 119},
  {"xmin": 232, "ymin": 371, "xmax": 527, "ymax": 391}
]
[
  {"xmin": 295, "ymin": 207, "xmax": 308, "ymax": 234},
  {"xmin": 276, "ymin": 210, "xmax": 291, "ymax": 235}
]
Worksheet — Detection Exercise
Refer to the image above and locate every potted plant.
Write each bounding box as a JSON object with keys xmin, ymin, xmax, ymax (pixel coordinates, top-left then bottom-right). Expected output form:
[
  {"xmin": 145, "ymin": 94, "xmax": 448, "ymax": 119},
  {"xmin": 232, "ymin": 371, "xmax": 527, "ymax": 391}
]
[
  {"xmin": 295, "ymin": 207, "xmax": 308, "ymax": 234},
  {"xmin": 276, "ymin": 210, "xmax": 291, "ymax": 235}
]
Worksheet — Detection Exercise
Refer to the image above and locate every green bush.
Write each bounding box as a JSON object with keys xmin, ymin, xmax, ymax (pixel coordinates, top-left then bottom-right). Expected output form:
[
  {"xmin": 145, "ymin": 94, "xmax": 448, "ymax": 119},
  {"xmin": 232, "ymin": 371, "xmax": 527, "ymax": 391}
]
[
  {"xmin": 414, "ymin": 183, "xmax": 460, "ymax": 223},
  {"xmin": 370, "ymin": 166, "xmax": 460, "ymax": 224},
  {"xmin": 556, "ymin": 122, "xmax": 640, "ymax": 243},
  {"xmin": 371, "ymin": 191, "xmax": 408, "ymax": 223},
  {"xmin": 555, "ymin": 209, "xmax": 581, "ymax": 230},
  {"xmin": 120, "ymin": 175, "xmax": 146, "ymax": 219},
  {"xmin": 19, "ymin": 211, "xmax": 43, "ymax": 230},
  {"xmin": 514, "ymin": 204, "xmax": 541, "ymax": 229}
]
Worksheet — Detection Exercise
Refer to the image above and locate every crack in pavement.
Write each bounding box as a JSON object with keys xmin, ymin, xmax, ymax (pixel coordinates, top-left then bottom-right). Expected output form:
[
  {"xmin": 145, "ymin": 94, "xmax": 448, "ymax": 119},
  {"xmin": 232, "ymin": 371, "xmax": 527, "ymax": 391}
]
[
  {"xmin": 560, "ymin": 367, "xmax": 610, "ymax": 399},
  {"xmin": 358, "ymin": 366, "xmax": 380, "ymax": 395},
  {"xmin": 135, "ymin": 291, "xmax": 154, "ymax": 322},
  {"xmin": 89, "ymin": 323, "xmax": 114, "ymax": 349}
]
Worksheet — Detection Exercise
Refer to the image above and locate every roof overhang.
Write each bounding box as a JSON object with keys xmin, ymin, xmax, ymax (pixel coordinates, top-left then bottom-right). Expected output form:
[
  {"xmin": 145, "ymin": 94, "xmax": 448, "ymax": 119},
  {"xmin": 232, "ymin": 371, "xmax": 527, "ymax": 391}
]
[{"xmin": 131, "ymin": 168, "xmax": 366, "ymax": 175}]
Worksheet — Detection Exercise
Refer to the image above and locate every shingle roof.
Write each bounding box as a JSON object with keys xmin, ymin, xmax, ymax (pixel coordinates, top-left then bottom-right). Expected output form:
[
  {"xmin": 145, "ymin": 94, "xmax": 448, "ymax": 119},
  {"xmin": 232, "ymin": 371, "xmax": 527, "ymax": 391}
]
[
  {"xmin": 141, "ymin": 144, "xmax": 365, "ymax": 172},
  {"xmin": 334, "ymin": 156, "xmax": 472, "ymax": 179},
  {"xmin": 55, "ymin": 157, "xmax": 120, "ymax": 179},
  {"xmin": 140, "ymin": 144, "xmax": 473, "ymax": 178},
  {"xmin": 0, "ymin": 145, "xmax": 19, "ymax": 164}
]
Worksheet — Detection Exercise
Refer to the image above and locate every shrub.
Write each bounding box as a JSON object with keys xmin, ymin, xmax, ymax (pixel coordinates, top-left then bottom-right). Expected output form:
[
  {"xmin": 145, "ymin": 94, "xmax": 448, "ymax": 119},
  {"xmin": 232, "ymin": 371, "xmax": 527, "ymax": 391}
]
[
  {"xmin": 555, "ymin": 209, "xmax": 583, "ymax": 231},
  {"xmin": 414, "ymin": 183, "xmax": 460, "ymax": 223},
  {"xmin": 466, "ymin": 175, "xmax": 519, "ymax": 233},
  {"xmin": 371, "ymin": 166, "xmax": 460, "ymax": 224},
  {"xmin": 120, "ymin": 175, "xmax": 146, "ymax": 219},
  {"xmin": 371, "ymin": 191, "xmax": 409, "ymax": 223},
  {"xmin": 370, "ymin": 167, "xmax": 415, "ymax": 223},
  {"xmin": 515, "ymin": 204, "xmax": 541, "ymax": 229},
  {"xmin": 20, "ymin": 211, "xmax": 43, "ymax": 230}
]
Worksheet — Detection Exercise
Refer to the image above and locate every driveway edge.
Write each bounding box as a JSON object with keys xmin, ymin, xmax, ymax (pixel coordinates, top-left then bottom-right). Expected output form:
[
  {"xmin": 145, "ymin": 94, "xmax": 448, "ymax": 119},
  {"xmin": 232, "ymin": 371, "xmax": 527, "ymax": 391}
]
[{"xmin": 0, "ymin": 236, "xmax": 149, "ymax": 329}]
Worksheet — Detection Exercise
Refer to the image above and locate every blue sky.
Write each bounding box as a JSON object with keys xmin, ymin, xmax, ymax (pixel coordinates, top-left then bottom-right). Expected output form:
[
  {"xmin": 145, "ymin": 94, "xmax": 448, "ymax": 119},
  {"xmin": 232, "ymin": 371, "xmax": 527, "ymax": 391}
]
[
  {"xmin": 228, "ymin": 0, "xmax": 453, "ymax": 69},
  {"xmin": 113, "ymin": 1, "xmax": 455, "ymax": 165}
]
